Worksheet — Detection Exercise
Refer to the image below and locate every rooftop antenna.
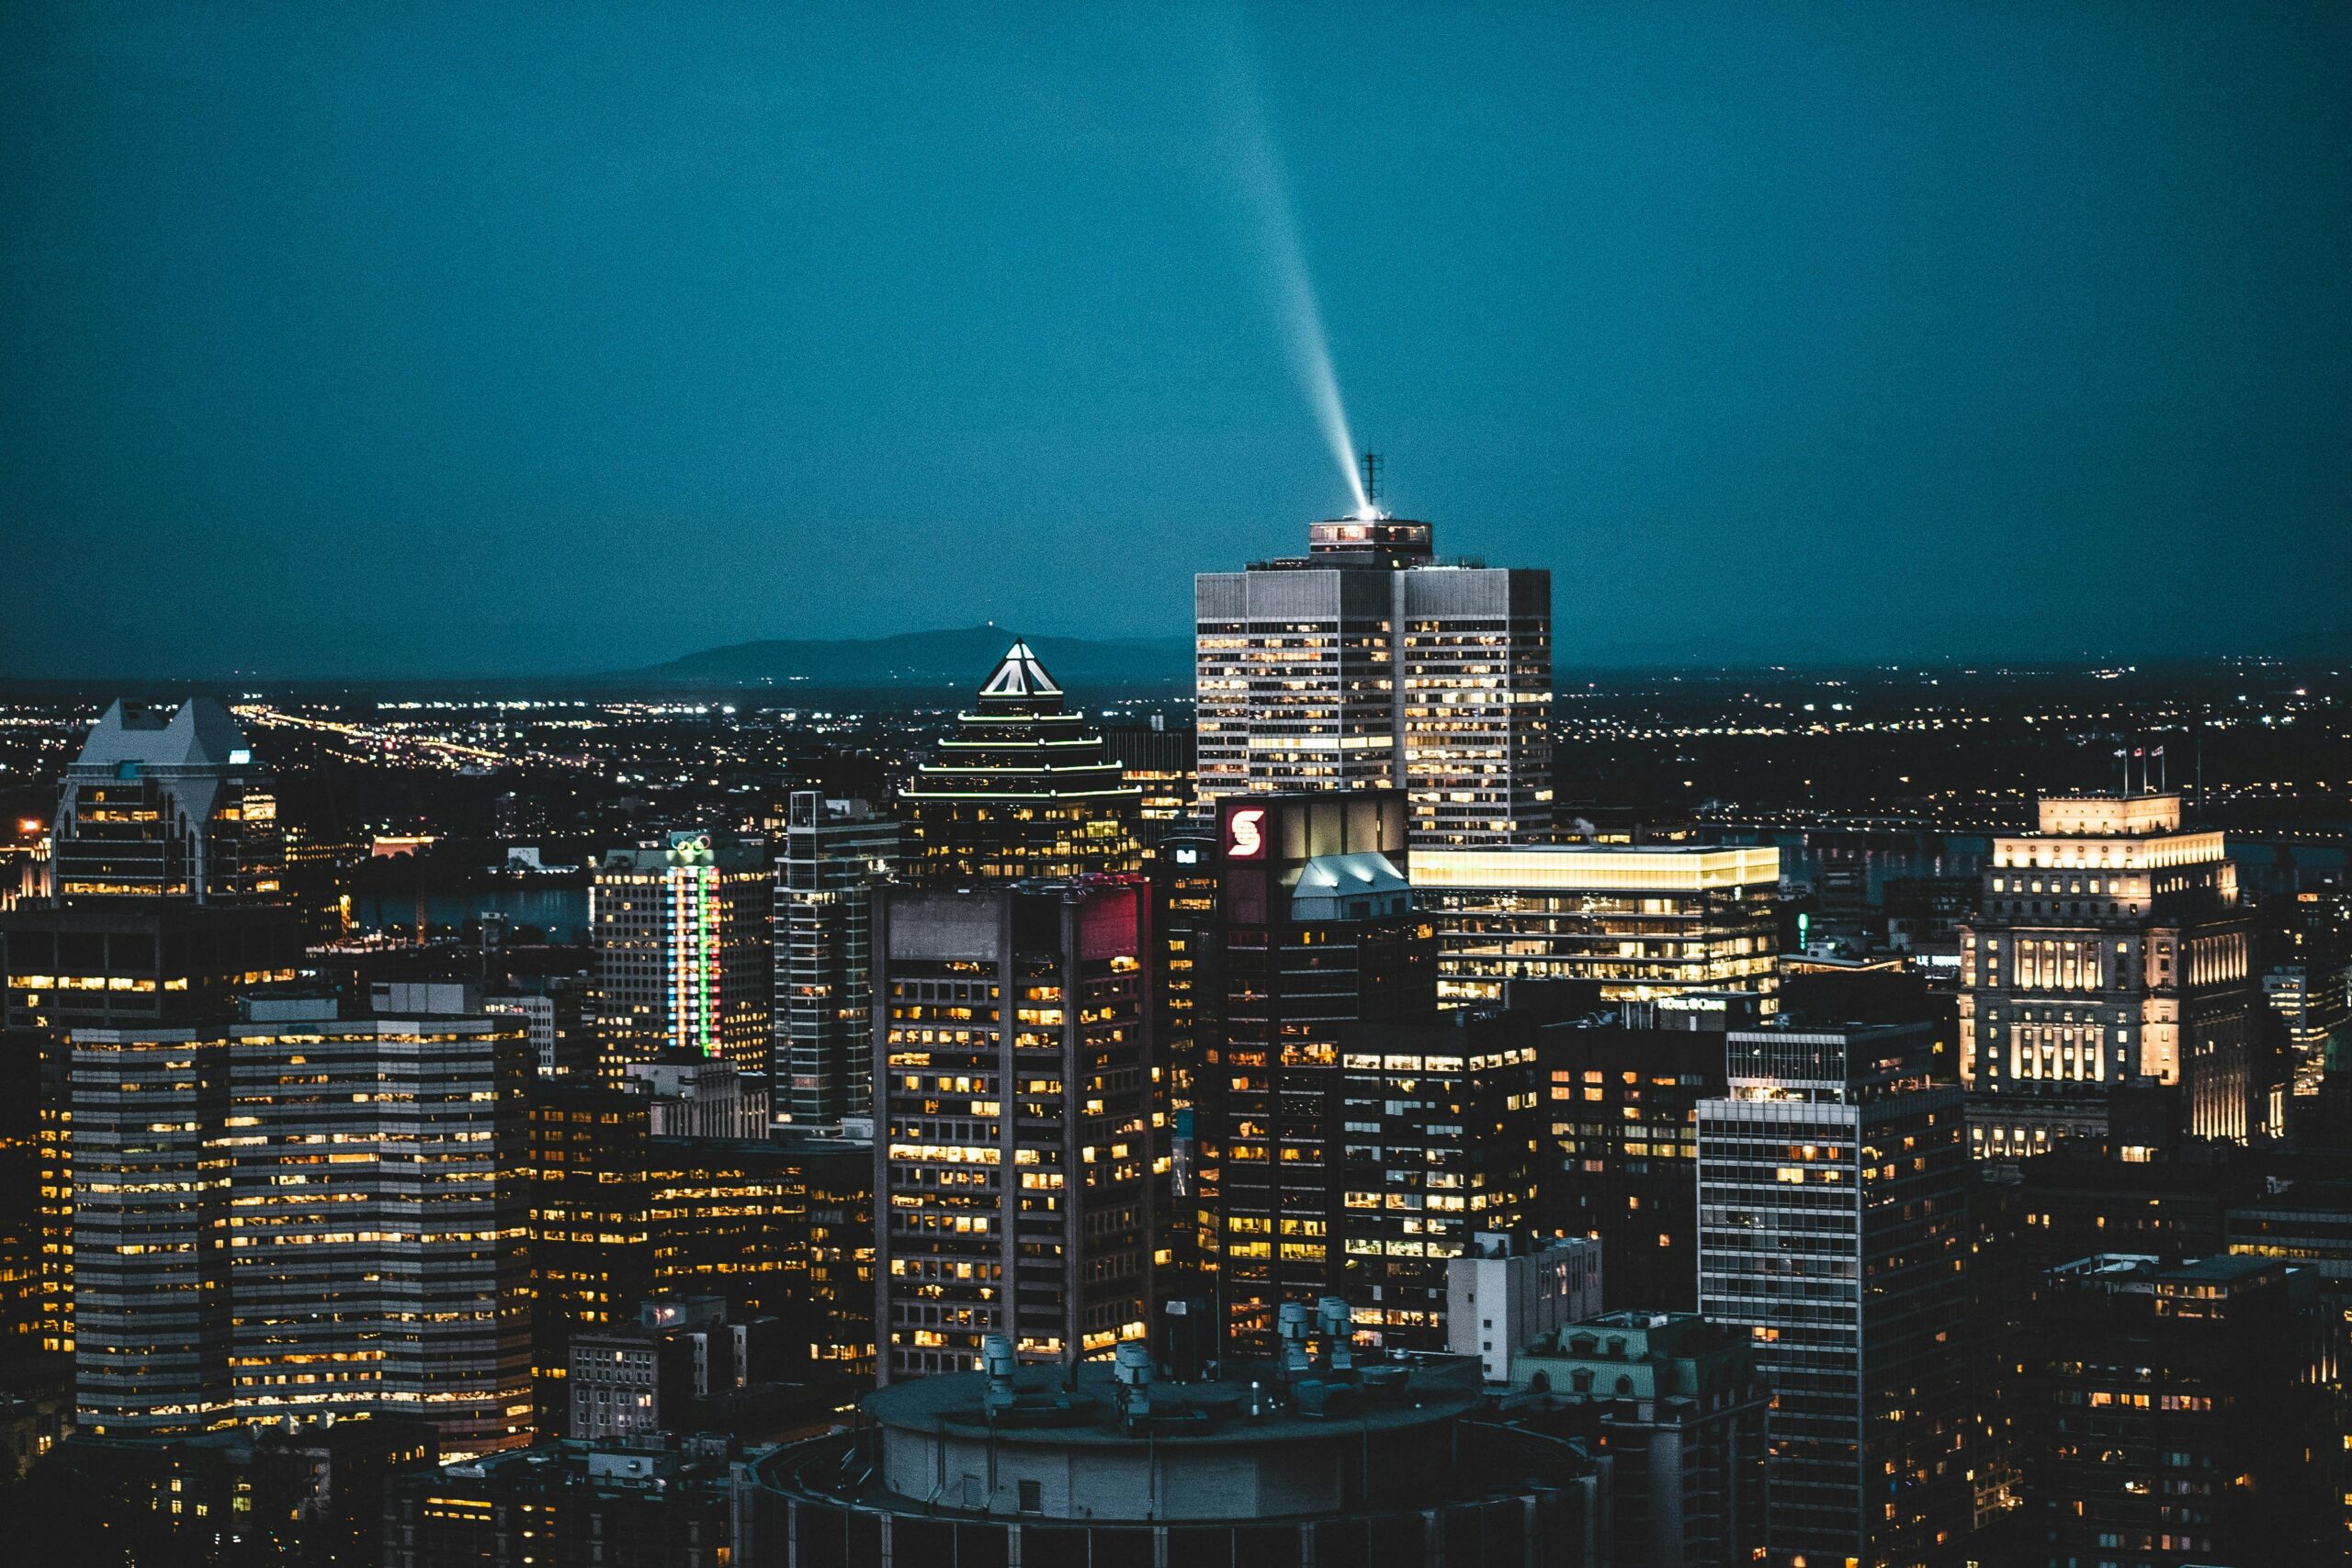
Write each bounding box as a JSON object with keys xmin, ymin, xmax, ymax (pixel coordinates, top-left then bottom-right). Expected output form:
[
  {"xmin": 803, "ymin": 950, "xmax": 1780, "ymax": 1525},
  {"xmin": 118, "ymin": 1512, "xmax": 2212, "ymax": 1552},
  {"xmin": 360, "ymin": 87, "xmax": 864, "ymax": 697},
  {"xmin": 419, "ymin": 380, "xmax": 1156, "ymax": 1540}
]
[{"xmin": 1361, "ymin": 452, "xmax": 1381, "ymax": 513}]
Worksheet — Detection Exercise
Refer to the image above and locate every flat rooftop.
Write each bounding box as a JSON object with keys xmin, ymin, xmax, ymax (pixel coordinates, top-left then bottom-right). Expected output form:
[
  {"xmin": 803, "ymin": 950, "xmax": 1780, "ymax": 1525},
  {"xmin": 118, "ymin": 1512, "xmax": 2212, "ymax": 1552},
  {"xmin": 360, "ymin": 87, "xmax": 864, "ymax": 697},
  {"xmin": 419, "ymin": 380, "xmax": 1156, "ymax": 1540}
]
[{"xmin": 862, "ymin": 1359, "xmax": 1481, "ymax": 1449}]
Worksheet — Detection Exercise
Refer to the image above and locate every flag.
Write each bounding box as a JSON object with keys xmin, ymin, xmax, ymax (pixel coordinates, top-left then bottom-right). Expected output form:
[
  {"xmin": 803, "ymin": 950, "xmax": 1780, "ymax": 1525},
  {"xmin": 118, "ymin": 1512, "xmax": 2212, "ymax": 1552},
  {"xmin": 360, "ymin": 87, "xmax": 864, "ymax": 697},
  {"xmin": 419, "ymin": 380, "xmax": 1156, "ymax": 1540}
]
[
  {"xmin": 2151, "ymin": 746, "xmax": 2164, "ymax": 757},
  {"xmin": 2113, "ymin": 748, "xmax": 2127, "ymax": 758},
  {"xmin": 2133, "ymin": 748, "xmax": 2144, "ymax": 757}
]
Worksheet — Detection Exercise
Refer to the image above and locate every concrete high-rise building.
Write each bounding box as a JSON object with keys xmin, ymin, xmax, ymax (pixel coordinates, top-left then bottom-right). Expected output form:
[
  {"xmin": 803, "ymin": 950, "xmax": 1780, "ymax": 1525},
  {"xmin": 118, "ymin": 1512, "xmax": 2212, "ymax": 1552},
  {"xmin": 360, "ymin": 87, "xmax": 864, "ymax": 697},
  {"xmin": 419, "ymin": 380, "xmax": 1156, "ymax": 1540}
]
[
  {"xmin": 1959, "ymin": 789, "xmax": 2260, "ymax": 1151},
  {"xmin": 1195, "ymin": 509, "xmax": 1553, "ymax": 847},
  {"xmin": 899, "ymin": 641, "xmax": 1143, "ymax": 884},
  {"xmin": 221, "ymin": 995, "xmax": 532, "ymax": 1460},
  {"xmin": 589, "ymin": 830, "xmax": 774, "ymax": 1086},
  {"xmin": 1696, "ymin": 1023, "xmax": 1969, "ymax": 1568},
  {"xmin": 67, "ymin": 1021, "xmax": 232, "ymax": 1438},
  {"xmin": 1204, "ymin": 791, "xmax": 1430, "ymax": 1353},
  {"xmin": 72, "ymin": 994, "xmax": 533, "ymax": 1459},
  {"xmin": 774, "ymin": 792, "xmax": 899, "ymax": 1127},
  {"xmin": 872, "ymin": 878, "xmax": 1155, "ymax": 1383},
  {"xmin": 1410, "ymin": 844, "xmax": 1782, "ymax": 1010}
]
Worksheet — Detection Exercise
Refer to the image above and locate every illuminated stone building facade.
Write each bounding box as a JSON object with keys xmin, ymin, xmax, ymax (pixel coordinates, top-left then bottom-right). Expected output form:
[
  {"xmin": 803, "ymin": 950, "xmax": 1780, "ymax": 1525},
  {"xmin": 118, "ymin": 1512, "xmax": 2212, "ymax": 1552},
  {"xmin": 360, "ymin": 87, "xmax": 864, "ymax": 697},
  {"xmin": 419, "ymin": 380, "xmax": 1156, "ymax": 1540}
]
[
  {"xmin": 774, "ymin": 792, "xmax": 899, "ymax": 1126},
  {"xmin": 872, "ymin": 878, "xmax": 1155, "ymax": 1383},
  {"xmin": 1410, "ymin": 844, "xmax": 1781, "ymax": 1009},
  {"xmin": 590, "ymin": 830, "xmax": 774, "ymax": 1086},
  {"xmin": 1696, "ymin": 1023, "xmax": 1969, "ymax": 1568},
  {"xmin": 1194, "ymin": 513, "xmax": 1553, "ymax": 848},
  {"xmin": 1958, "ymin": 790, "xmax": 2259, "ymax": 1150},
  {"xmin": 900, "ymin": 642, "xmax": 1143, "ymax": 884}
]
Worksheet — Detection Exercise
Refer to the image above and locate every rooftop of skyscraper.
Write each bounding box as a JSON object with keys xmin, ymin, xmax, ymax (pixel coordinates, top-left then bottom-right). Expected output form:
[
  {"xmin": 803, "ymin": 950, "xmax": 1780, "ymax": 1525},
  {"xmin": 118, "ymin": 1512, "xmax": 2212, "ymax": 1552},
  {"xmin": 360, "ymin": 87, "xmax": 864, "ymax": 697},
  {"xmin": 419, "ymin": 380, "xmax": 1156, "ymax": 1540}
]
[{"xmin": 68, "ymin": 697, "xmax": 254, "ymax": 776}]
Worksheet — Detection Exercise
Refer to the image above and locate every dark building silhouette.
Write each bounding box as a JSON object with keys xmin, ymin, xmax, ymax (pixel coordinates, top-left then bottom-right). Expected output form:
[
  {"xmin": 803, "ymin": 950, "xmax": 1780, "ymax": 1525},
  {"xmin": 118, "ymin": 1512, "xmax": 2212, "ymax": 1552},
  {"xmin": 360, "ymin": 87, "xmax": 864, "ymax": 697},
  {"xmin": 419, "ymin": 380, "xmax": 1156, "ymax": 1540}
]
[
  {"xmin": 1203, "ymin": 790, "xmax": 1430, "ymax": 1353},
  {"xmin": 386, "ymin": 1432, "xmax": 752, "ymax": 1568},
  {"xmin": 1340, "ymin": 1006, "xmax": 1544, "ymax": 1350},
  {"xmin": 1510, "ymin": 1311, "xmax": 1770, "ymax": 1568},
  {"xmin": 7, "ymin": 1417, "xmax": 437, "ymax": 1567},
  {"xmin": 1536, "ymin": 1017, "xmax": 1730, "ymax": 1314},
  {"xmin": 2021, "ymin": 1254, "xmax": 2334, "ymax": 1565},
  {"xmin": 774, "ymin": 792, "xmax": 898, "ymax": 1126}
]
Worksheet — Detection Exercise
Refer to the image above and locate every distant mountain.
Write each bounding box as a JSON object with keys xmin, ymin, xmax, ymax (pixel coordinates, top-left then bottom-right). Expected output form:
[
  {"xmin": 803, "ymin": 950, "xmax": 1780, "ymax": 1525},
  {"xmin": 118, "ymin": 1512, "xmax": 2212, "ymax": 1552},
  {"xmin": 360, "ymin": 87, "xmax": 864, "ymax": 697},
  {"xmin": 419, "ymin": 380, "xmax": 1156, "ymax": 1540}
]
[{"xmin": 621, "ymin": 626, "xmax": 1193, "ymax": 692}]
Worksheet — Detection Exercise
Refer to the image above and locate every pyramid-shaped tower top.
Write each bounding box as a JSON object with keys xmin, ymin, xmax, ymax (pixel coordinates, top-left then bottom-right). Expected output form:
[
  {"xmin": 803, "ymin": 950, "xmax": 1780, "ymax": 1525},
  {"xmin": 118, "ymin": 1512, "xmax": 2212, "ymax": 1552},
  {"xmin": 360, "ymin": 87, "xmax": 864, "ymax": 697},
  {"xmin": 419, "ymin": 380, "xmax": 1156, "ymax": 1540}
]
[{"xmin": 978, "ymin": 640, "xmax": 1062, "ymax": 701}]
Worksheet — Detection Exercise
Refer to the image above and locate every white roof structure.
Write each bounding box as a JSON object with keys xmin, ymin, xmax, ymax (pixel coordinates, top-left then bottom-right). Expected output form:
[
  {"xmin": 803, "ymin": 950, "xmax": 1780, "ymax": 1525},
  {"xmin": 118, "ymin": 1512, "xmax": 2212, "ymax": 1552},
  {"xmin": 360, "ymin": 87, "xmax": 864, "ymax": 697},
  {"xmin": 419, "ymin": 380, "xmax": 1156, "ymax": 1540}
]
[{"xmin": 977, "ymin": 640, "xmax": 1061, "ymax": 699}]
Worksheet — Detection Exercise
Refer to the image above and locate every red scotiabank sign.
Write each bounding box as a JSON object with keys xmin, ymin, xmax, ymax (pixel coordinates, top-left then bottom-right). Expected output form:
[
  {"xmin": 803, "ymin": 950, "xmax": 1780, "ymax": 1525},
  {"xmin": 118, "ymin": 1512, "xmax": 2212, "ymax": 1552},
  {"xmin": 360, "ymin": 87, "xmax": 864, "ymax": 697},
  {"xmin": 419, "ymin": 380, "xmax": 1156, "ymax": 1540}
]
[{"xmin": 1225, "ymin": 805, "xmax": 1267, "ymax": 861}]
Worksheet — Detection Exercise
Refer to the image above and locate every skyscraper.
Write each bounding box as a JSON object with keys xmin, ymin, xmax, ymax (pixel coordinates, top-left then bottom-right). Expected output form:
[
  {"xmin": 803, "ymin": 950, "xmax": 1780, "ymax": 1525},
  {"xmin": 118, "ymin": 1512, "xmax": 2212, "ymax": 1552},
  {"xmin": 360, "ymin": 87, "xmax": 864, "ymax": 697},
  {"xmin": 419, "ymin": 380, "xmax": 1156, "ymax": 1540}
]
[
  {"xmin": 1204, "ymin": 790, "xmax": 1431, "ymax": 1353},
  {"xmin": 1958, "ymin": 789, "xmax": 2259, "ymax": 1150},
  {"xmin": 4, "ymin": 697, "xmax": 300, "ymax": 1037},
  {"xmin": 774, "ymin": 792, "xmax": 899, "ymax": 1127},
  {"xmin": 1, "ymin": 698, "xmax": 300, "ymax": 1361},
  {"xmin": 1194, "ymin": 507, "xmax": 1553, "ymax": 846},
  {"xmin": 872, "ymin": 877, "xmax": 1155, "ymax": 1382},
  {"xmin": 589, "ymin": 830, "xmax": 774, "ymax": 1086},
  {"xmin": 899, "ymin": 641, "xmax": 1143, "ymax": 884},
  {"xmin": 74, "ymin": 994, "xmax": 534, "ymax": 1458},
  {"xmin": 1696, "ymin": 1022, "xmax": 1969, "ymax": 1568},
  {"xmin": 222, "ymin": 995, "xmax": 532, "ymax": 1460},
  {"xmin": 47, "ymin": 698, "xmax": 282, "ymax": 907},
  {"xmin": 68, "ymin": 1021, "xmax": 232, "ymax": 1437}
]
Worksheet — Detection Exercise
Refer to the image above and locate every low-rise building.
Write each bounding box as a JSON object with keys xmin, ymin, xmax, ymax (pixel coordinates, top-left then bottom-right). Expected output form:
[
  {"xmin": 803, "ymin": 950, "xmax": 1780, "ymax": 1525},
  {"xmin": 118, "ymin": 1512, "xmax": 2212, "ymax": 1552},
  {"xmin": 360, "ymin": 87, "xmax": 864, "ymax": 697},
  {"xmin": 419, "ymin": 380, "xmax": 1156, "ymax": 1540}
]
[
  {"xmin": 1509, "ymin": 1311, "xmax": 1769, "ymax": 1568},
  {"xmin": 1447, "ymin": 1232, "xmax": 1601, "ymax": 1383},
  {"xmin": 570, "ymin": 1295, "xmax": 783, "ymax": 1442},
  {"xmin": 385, "ymin": 1433, "xmax": 757, "ymax": 1568},
  {"xmin": 747, "ymin": 1341, "xmax": 1600, "ymax": 1566}
]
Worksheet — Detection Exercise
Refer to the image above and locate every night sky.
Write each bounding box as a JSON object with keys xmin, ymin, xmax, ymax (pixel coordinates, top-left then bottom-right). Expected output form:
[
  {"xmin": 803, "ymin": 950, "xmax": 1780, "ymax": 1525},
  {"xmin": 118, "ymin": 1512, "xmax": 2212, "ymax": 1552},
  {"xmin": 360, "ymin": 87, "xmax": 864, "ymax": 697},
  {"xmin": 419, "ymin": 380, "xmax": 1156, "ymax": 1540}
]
[{"xmin": 4, "ymin": 3, "xmax": 2347, "ymax": 678}]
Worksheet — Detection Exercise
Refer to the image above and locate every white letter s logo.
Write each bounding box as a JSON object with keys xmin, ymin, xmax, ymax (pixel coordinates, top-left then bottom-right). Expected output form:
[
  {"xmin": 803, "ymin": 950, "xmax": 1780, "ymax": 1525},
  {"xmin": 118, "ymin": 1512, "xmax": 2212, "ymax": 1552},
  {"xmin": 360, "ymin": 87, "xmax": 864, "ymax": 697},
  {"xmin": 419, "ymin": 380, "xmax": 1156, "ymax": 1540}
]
[{"xmin": 1228, "ymin": 807, "xmax": 1265, "ymax": 859}]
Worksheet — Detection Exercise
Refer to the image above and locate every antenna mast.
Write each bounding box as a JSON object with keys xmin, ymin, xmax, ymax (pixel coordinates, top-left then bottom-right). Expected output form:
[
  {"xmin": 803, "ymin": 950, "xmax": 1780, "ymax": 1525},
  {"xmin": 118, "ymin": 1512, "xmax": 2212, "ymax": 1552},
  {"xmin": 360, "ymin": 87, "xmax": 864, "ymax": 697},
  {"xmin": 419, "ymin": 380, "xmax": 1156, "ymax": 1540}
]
[{"xmin": 1361, "ymin": 452, "xmax": 1381, "ymax": 513}]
